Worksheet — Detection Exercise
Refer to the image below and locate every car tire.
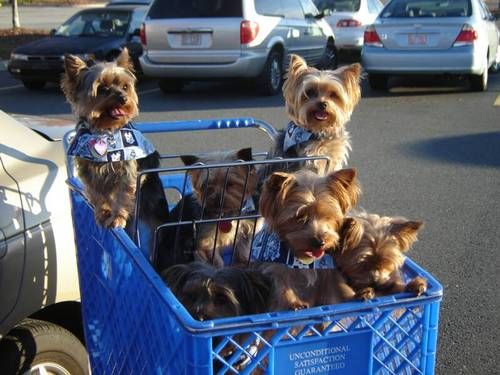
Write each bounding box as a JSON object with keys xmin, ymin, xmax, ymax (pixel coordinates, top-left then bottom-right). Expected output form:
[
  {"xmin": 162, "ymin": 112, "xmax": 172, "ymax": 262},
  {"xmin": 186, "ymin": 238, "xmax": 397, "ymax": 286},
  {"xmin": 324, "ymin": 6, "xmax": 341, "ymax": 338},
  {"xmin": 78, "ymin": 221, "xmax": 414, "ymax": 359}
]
[
  {"xmin": 158, "ymin": 79, "xmax": 184, "ymax": 94},
  {"xmin": 368, "ymin": 74, "xmax": 388, "ymax": 91},
  {"xmin": 256, "ymin": 50, "xmax": 283, "ymax": 96},
  {"xmin": 470, "ymin": 56, "xmax": 488, "ymax": 92},
  {"xmin": 317, "ymin": 42, "xmax": 338, "ymax": 70},
  {"xmin": 22, "ymin": 81, "xmax": 46, "ymax": 90},
  {"xmin": 0, "ymin": 319, "xmax": 89, "ymax": 375}
]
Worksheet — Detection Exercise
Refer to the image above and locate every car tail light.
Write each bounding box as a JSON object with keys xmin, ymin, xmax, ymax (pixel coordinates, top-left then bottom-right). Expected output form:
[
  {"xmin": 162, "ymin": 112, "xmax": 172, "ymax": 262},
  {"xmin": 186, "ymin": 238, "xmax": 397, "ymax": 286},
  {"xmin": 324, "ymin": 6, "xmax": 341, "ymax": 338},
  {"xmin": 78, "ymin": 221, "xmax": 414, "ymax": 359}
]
[
  {"xmin": 140, "ymin": 23, "xmax": 147, "ymax": 46},
  {"xmin": 240, "ymin": 20, "xmax": 259, "ymax": 44},
  {"xmin": 364, "ymin": 26, "xmax": 383, "ymax": 47},
  {"xmin": 453, "ymin": 24, "xmax": 477, "ymax": 47},
  {"xmin": 337, "ymin": 19, "xmax": 362, "ymax": 28}
]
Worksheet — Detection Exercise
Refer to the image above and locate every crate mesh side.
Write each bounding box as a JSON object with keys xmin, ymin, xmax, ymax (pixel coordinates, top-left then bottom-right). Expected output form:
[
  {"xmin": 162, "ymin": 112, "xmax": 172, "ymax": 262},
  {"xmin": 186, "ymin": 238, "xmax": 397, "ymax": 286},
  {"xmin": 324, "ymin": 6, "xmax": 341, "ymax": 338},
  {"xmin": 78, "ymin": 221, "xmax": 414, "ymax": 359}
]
[{"xmin": 72, "ymin": 193, "xmax": 200, "ymax": 374}]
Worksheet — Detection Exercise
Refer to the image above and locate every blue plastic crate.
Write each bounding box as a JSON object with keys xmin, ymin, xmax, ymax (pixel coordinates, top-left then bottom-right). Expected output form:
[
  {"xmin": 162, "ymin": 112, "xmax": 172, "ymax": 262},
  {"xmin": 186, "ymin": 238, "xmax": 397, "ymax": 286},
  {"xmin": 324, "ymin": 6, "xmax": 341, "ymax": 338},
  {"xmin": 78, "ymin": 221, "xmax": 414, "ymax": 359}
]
[{"xmin": 65, "ymin": 118, "xmax": 442, "ymax": 375}]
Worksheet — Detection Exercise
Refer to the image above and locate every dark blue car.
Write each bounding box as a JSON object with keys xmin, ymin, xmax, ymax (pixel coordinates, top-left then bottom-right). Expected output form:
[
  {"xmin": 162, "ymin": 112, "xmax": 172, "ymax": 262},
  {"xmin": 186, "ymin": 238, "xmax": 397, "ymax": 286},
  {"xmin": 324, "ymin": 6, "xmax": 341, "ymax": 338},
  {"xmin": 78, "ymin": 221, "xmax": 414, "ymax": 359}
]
[{"xmin": 8, "ymin": 5, "xmax": 147, "ymax": 90}]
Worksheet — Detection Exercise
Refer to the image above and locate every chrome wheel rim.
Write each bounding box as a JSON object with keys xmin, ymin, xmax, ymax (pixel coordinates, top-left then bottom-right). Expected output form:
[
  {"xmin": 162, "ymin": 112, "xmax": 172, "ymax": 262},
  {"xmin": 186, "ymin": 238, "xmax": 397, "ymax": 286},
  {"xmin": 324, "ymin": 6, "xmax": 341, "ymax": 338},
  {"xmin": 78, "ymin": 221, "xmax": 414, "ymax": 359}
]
[
  {"xmin": 26, "ymin": 362, "xmax": 72, "ymax": 375},
  {"xmin": 270, "ymin": 57, "xmax": 281, "ymax": 90}
]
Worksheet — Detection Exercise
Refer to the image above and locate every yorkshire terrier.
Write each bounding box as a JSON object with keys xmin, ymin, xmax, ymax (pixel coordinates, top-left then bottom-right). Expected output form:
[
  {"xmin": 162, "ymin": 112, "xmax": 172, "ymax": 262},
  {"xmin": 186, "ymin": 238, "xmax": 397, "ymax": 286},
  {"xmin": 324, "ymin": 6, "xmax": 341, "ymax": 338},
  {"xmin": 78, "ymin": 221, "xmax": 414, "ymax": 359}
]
[
  {"xmin": 254, "ymin": 262, "xmax": 357, "ymax": 312},
  {"xmin": 158, "ymin": 148, "xmax": 262, "ymax": 270},
  {"xmin": 335, "ymin": 211, "xmax": 428, "ymax": 300},
  {"xmin": 63, "ymin": 49, "xmax": 168, "ymax": 241},
  {"xmin": 253, "ymin": 168, "xmax": 360, "ymax": 268},
  {"xmin": 161, "ymin": 262, "xmax": 270, "ymax": 321},
  {"xmin": 273, "ymin": 54, "xmax": 362, "ymax": 175}
]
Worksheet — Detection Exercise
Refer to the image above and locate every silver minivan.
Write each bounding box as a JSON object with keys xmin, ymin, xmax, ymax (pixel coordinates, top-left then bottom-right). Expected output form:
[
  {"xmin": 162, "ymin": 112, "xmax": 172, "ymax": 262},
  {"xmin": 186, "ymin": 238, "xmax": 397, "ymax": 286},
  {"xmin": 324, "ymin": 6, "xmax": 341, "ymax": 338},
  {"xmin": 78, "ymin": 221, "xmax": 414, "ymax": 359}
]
[{"xmin": 139, "ymin": 0, "xmax": 336, "ymax": 95}]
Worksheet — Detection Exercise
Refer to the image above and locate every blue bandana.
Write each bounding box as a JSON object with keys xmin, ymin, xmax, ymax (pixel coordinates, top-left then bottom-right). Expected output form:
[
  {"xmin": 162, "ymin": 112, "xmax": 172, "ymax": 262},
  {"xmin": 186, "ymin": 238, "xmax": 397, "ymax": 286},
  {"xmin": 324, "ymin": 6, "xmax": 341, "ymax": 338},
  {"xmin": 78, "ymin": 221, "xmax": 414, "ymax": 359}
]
[
  {"xmin": 283, "ymin": 122, "xmax": 315, "ymax": 153},
  {"xmin": 251, "ymin": 224, "xmax": 334, "ymax": 269},
  {"xmin": 67, "ymin": 122, "xmax": 155, "ymax": 162}
]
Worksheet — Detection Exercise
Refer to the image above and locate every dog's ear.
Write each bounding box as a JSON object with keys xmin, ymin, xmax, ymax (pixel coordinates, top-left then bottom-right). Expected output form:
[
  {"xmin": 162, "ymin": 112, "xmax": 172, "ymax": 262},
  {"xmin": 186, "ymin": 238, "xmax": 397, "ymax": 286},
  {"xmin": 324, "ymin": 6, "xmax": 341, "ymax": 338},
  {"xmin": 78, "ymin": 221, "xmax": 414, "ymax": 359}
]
[
  {"xmin": 336, "ymin": 63, "xmax": 362, "ymax": 110},
  {"xmin": 116, "ymin": 47, "xmax": 134, "ymax": 72},
  {"xmin": 389, "ymin": 220, "xmax": 423, "ymax": 252},
  {"xmin": 180, "ymin": 155, "xmax": 200, "ymax": 166},
  {"xmin": 287, "ymin": 54, "xmax": 308, "ymax": 78},
  {"xmin": 260, "ymin": 172, "xmax": 297, "ymax": 222},
  {"xmin": 160, "ymin": 263, "xmax": 191, "ymax": 295},
  {"xmin": 61, "ymin": 54, "xmax": 87, "ymax": 103},
  {"xmin": 236, "ymin": 147, "xmax": 253, "ymax": 162},
  {"xmin": 326, "ymin": 168, "xmax": 361, "ymax": 213},
  {"xmin": 339, "ymin": 217, "xmax": 363, "ymax": 254},
  {"xmin": 64, "ymin": 54, "xmax": 87, "ymax": 80}
]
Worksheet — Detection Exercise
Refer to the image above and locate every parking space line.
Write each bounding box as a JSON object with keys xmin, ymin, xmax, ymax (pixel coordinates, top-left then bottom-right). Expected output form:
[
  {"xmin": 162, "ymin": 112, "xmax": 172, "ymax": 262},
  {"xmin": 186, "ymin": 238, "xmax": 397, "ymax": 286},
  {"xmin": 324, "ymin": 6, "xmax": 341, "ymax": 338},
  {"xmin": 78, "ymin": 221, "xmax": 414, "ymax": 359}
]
[
  {"xmin": 139, "ymin": 88, "xmax": 160, "ymax": 96},
  {"xmin": 0, "ymin": 85, "xmax": 23, "ymax": 92},
  {"xmin": 495, "ymin": 95, "xmax": 500, "ymax": 106}
]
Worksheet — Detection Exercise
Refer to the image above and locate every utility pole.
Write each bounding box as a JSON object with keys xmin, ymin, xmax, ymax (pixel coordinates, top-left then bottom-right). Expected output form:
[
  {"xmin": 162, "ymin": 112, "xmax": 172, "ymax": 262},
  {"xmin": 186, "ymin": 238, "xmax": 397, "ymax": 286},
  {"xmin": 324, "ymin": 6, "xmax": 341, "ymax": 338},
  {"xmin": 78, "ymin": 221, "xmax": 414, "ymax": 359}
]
[{"xmin": 12, "ymin": 0, "xmax": 20, "ymax": 29}]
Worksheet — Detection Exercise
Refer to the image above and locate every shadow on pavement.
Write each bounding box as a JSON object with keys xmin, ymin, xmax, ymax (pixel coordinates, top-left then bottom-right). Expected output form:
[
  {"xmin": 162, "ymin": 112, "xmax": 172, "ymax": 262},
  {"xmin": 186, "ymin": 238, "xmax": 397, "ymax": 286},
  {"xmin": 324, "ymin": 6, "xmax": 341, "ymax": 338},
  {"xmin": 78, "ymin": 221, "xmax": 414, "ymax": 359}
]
[{"xmin": 402, "ymin": 132, "xmax": 500, "ymax": 167}]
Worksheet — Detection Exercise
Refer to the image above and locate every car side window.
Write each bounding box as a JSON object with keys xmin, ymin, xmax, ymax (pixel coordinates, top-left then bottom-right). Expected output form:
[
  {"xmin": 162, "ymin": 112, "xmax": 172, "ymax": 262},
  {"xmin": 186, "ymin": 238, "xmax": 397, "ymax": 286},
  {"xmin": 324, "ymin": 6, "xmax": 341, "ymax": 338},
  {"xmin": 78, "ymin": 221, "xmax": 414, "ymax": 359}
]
[
  {"xmin": 281, "ymin": 0, "xmax": 305, "ymax": 19},
  {"xmin": 255, "ymin": 0, "xmax": 283, "ymax": 16},
  {"xmin": 368, "ymin": 0, "xmax": 383, "ymax": 14}
]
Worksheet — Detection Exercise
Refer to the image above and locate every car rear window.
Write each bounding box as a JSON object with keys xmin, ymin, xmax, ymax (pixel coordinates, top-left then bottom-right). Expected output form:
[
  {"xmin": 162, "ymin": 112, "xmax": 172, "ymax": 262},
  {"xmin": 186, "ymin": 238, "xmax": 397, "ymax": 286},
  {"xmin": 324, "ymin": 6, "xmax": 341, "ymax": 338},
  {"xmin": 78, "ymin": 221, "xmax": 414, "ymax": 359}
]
[
  {"xmin": 380, "ymin": 0, "xmax": 472, "ymax": 17},
  {"xmin": 314, "ymin": 0, "xmax": 361, "ymax": 12},
  {"xmin": 148, "ymin": 0, "xmax": 242, "ymax": 19}
]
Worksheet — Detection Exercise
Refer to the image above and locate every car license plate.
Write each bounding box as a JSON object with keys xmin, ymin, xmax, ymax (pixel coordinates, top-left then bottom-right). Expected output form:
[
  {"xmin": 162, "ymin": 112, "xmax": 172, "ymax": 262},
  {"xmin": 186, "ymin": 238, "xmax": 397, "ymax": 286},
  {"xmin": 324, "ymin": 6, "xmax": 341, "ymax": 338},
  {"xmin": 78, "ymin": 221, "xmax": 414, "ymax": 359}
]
[
  {"xmin": 181, "ymin": 33, "xmax": 201, "ymax": 46},
  {"xmin": 408, "ymin": 34, "xmax": 427, "ymax": 45}
]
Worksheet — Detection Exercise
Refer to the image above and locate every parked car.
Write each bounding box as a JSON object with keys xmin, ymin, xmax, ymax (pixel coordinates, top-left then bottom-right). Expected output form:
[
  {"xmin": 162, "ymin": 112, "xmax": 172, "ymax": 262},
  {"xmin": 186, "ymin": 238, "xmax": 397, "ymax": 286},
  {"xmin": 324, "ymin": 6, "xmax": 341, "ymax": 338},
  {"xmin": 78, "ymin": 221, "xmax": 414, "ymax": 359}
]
[
  {"xmin": 139, "ymin": 0, "xmax": 337, "ymax": 95},
  {"xmin": 8, "ymin": 5, "xmax": 147, "ymax": 90},
  {"xmin": 313, "ymin": 0, "xmax": 384, "ymax": 52},
  {"xmin": 107, "ymin": 0, "xmax": 151, "ymax": 6},
  {"xmin": 0, "ymin": 111, "xmax": 89, "ymax": 374},
  {"xmin": 361, "ymin": 0, "xmax": 500, "ymax": 91}
]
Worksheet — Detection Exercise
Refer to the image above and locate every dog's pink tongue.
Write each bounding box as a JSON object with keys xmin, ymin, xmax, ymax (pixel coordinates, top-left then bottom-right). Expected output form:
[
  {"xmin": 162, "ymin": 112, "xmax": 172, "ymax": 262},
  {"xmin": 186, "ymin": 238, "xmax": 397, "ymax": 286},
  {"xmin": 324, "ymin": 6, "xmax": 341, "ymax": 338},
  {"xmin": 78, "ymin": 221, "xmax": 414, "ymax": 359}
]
[
  {"xmin": 304, "ymin": 248, "xmax": 325, "ymax": 259},
  {"xmin": 314, "ymin": 110, "xmax": 328, "ymax": 121},
  {"xmin": 109, "ymin": 107, "xmax": 126, "ymax": 118},
  {"xmin": 218, "ymin": 220, "xmax": 232, "ymax": 233}
]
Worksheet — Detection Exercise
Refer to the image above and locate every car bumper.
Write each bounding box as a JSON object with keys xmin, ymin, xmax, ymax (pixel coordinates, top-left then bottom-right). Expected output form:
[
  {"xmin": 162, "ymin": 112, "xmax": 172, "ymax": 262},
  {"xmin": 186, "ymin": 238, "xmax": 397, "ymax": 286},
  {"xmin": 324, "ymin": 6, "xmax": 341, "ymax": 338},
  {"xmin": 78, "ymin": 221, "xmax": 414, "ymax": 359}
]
[
  {"xmin": 8, "ymin": 60, "xmax": 64, "ymax": 82},
  {"xmin": 334, "ymin": 28, "xmax": 364, "ymax": 50},
  {"xmin": 139, "ymin": 51, "xmax": 268, "ymax": 79},
  {"xmin": 362, "ymin": 45, "xmax": 484, "ymax": 75}
]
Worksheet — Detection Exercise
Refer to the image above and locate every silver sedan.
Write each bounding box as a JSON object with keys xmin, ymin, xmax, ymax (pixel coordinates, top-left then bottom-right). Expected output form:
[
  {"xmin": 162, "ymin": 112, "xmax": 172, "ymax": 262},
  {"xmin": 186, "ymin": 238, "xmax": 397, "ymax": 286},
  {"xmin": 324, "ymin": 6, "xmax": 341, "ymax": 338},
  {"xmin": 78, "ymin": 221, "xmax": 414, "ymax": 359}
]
[{"xmin": 361, "ymin": 0, "xmax": 500, "ymax": 91}]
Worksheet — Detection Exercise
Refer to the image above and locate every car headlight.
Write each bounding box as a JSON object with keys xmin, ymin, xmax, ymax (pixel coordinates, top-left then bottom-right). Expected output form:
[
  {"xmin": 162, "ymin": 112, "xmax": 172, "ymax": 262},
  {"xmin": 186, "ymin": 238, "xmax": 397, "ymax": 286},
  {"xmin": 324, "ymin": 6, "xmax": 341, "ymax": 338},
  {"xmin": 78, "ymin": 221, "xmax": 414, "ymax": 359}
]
[{"xmin": 10, "ymin": 53, "xmax": 29, "ymax": 61}]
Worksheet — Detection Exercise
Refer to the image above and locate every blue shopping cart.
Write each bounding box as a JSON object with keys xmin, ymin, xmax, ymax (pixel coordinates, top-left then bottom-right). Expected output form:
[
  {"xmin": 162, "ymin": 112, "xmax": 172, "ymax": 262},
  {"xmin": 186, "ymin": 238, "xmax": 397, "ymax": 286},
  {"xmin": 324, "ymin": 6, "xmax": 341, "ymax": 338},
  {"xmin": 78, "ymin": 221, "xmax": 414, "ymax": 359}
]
[{"xmin": 64, "ymin": 118, "xmax": 442, "ymax": 375}]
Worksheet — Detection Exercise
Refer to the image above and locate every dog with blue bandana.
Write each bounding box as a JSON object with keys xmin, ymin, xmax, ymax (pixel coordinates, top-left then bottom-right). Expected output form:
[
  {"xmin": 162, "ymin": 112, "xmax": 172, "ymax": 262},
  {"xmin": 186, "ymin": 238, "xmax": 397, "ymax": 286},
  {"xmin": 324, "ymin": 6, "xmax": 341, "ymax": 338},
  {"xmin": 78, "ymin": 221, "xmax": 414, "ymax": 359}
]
[
  {"xmin": 272, "ymin": 54, "xmax": 362, "ymax": 176},
  {"xmin": 63, "ymin": 49, "xmax": 169, "ymax": 248}
]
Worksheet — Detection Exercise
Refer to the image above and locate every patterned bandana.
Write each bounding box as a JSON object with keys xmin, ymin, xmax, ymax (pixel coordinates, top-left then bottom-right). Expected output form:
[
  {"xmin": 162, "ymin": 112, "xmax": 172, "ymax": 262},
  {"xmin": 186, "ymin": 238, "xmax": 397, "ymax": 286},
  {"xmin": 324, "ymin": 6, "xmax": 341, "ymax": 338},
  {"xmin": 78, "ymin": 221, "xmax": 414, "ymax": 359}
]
[
  {"xmin": 283, "ymin": 121, "xmax": 315, "ymax": 153},
  {"xmin": 251, "ymin": 224, "xmax": 334, "ymax": 269},
  {"xmin": 67, "ymin": 122, "xmax": 155, "ymax": 162}
]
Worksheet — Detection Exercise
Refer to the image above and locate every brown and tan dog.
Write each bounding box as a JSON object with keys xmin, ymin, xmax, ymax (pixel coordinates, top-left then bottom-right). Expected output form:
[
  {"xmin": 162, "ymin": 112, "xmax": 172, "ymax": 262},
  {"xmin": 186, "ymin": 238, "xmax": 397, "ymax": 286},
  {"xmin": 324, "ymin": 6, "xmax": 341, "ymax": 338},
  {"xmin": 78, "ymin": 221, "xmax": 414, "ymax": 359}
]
[
  {"xmin": 273, "ymin": 54, "xmax": 362, "ymax": 175},
  {"xmin": 335, "ymin": 211, "xmax": 428, "ymax": 300}
]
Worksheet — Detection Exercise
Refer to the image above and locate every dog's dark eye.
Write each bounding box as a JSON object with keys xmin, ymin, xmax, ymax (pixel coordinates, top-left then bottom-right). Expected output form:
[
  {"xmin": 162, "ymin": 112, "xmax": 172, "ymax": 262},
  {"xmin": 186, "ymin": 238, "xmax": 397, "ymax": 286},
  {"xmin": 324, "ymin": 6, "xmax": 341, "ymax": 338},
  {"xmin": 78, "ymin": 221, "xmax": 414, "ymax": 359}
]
[
  {"xmin": 329, "ymin": 92, "xmax": 338, "ymax": 99},
  {"xmin": 97, "ymin": 85, "xmax": 110, "ymax": 95},
  {"xmin": 305, "ymin": 88, "xmax": 317, "ymax": 98},
  {"xmin": 122, "ymin": 84, "xmax": 128, "ymax": 91}
]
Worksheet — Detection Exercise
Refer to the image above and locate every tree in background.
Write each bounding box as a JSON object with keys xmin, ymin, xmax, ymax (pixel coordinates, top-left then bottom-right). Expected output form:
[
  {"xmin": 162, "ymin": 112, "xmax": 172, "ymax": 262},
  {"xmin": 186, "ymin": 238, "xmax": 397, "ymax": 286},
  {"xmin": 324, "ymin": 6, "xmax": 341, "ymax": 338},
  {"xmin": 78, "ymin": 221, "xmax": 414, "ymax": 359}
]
[{"xmin": 12, "ymin": 0, "xmax": 21, "ymax": 29}]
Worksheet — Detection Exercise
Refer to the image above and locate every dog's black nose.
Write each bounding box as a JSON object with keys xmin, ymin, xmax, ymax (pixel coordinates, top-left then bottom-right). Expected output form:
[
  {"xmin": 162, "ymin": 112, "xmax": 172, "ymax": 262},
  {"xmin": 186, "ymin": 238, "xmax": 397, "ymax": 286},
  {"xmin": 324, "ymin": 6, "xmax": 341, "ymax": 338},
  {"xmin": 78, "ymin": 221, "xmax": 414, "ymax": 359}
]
[
  {"xmin": 318, "ymin": 101, "xmax": 327, "ymax": 110},
  {"xmin": 311, "ymin": 237, "xmax": 325, "ymax": 248},
  {"xmin": 118, "ymin": 93, "xmax": 127, "ymax": 105}
]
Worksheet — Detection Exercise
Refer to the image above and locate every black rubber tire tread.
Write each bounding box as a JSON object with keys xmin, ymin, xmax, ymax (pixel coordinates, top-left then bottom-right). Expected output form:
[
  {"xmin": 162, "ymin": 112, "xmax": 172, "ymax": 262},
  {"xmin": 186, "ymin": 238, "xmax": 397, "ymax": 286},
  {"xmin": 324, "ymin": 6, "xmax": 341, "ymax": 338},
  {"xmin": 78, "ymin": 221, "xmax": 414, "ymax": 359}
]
[
  {"xmin": 158, "ymin": 78, "xmax": 184, "ymax": 94},
  {"xmin": 256, "ymin": 49, "xmax": 283, "ymax": 96},
  {"xmin": 22, "ymin": 81, "xmax": 46, "ymax": 90},
  {"xmin": 0, "ymin": 318, "xmax": 89, "ymax": 375},
  {"xmin": 368, "ymin": 73, "xmax": 388, "ymax": 91}
]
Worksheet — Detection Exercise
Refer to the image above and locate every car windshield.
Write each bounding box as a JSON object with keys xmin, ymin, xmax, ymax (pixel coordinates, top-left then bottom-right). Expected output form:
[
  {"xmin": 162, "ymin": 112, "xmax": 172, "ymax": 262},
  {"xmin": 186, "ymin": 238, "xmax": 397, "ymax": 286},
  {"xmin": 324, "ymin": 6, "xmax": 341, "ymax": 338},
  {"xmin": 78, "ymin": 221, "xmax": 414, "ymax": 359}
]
[
  {"xmin": 55, "ymin": 10, "xmax": 131, "ymax": 37},
  {"xmin": 314, "ymin": 0, "xmax": 361, "ymax": 12},
  {"xmin": 380, "ymin": 0, "xmax": 472, "ymax": 18}
]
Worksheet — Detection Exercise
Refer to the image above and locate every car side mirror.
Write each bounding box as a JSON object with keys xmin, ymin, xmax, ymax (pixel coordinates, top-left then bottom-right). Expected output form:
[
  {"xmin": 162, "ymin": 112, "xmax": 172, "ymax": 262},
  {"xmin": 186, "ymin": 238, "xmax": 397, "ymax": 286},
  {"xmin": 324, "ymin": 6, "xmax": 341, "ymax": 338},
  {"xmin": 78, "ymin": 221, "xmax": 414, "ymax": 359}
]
[{"xmin": 50, "ymin": 29, "xmax": 57, "ymax": 36}]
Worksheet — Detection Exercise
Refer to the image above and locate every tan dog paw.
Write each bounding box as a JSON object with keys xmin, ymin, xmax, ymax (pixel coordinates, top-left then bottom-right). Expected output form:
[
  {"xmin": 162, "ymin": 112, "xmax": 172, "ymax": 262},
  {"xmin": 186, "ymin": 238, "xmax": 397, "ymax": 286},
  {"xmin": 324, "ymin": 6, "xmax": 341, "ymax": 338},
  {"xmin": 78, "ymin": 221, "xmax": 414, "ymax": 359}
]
[
  {"xmin": 356, "ymin": 287, "xmax": 375, "ymax": 301},
  {"xmin": 406, "ymin": 277, "xmax": 427, "ymax": 296}
]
